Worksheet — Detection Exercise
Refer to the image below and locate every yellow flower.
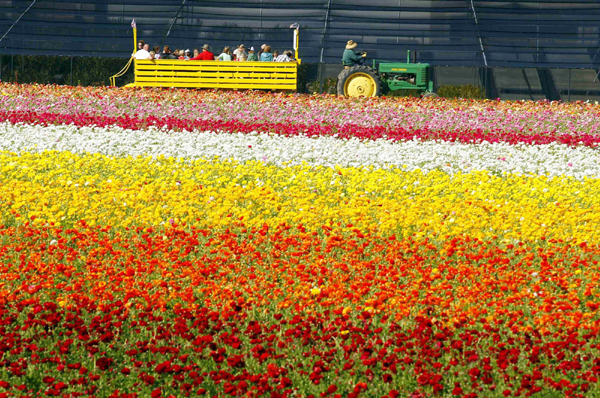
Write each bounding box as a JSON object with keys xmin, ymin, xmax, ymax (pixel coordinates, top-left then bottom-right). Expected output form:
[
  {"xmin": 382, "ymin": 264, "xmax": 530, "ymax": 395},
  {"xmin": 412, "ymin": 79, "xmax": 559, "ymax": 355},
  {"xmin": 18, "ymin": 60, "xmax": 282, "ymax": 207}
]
[{"xmin": 1, "ymin": 150, "xmax": 599, "ymax": 243}]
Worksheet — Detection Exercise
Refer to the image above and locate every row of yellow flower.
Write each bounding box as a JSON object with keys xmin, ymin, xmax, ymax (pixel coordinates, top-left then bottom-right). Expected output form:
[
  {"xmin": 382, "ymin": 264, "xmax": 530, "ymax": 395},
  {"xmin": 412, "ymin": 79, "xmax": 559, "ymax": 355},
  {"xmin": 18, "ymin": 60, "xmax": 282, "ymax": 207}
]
[{"xmin": 1, "ymin": 150, "xmax": 598, "ymax": 243}]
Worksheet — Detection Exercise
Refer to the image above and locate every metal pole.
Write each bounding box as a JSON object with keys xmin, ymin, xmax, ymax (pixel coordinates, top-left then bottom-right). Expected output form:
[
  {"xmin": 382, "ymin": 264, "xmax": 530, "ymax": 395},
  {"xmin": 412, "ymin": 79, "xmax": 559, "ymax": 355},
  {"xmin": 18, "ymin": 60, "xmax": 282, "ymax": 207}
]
[
  {"xmin": 319, "ymin": 63, "xmax": 324, "ymax": 94},
  {"xmin": 397, "ymin": 0, "xmax": 400, "ymax": 45},
  {"xmin": 260, "ymin": 1, "xmax": 263, "ymax": 42},
  {"xmin": 293, "ymin": 28, "xmax": 300, "ymax": 63},
  {"xmin": 319, "ymin": 0, "xmax": 332, "ymax": 63},
  {"xmin": 0, "ymin": 0, "xmax": 37, "ymax": 46},
  {"xmin": 162, "ymin": 0, "xmax": 187, "ymax": 47},
  {"xmin": 521, "ymin": 68, "xmax": 534, "ymax": 101},
  {"xmin": 568, "ymin": 69, "xmax": 572, "ymax": 102},
  {"xmin": 483, "ymin": 67, "xmax": 487, "ymax": 99},
  {"xmin": 469, "ymin": 0, "xmax": 488, "ymax": 67},
  {"xmin": 482, "ymin": 67, "xmax": 486, "ymax": 99},
  {"xmin": 70, "ymin": 56, "xmax": 73, "ymax": 86},
  {"xmin": 536, "ymin": 1, "xmax": 539, "ymax": 63}
]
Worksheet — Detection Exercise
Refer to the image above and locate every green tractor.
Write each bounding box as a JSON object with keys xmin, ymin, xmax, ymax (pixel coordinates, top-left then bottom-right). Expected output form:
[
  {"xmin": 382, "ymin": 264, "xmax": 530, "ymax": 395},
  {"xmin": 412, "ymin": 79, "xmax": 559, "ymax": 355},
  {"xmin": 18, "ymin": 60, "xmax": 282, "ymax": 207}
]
[{"xmin": 337, "ymin": 51, "xmax": 437, "ymax": 98}]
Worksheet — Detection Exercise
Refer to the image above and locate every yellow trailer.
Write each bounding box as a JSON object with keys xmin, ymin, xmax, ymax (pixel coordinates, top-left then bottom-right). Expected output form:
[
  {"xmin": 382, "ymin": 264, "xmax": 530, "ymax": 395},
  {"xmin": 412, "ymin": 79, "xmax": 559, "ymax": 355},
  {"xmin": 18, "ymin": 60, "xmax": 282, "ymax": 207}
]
[
  {"xmin": 111, "ymin": 22, "xmax": 301, "ymax": 91},
  {"xmin": 126, "ymin": 59, "xmax": 297, "ymax": 90}
]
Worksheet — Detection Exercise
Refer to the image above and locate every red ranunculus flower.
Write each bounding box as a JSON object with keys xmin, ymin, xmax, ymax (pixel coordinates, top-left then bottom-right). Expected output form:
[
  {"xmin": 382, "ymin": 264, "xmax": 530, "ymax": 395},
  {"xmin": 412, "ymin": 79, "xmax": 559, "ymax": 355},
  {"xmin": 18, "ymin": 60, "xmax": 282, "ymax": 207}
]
[{"xmin": 96, "ymin": 356, "xmax": 113, "ymax": 371}]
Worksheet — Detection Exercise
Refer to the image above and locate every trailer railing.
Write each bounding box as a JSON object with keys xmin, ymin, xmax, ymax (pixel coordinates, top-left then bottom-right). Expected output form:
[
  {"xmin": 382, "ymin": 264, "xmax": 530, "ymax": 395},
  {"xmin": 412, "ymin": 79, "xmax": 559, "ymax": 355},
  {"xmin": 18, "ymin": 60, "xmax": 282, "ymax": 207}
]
[{"xmin": 125, "ymin": 59, "xmax": 298, "ymax": 91}]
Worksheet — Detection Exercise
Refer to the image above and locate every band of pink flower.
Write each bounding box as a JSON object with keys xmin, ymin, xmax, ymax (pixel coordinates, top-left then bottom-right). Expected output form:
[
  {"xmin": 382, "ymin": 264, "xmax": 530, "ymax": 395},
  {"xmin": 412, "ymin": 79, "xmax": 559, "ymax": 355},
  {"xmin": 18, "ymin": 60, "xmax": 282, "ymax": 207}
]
[{"xmin": 1, "ymin": 109, "xmax": 599, "ymax": 147}]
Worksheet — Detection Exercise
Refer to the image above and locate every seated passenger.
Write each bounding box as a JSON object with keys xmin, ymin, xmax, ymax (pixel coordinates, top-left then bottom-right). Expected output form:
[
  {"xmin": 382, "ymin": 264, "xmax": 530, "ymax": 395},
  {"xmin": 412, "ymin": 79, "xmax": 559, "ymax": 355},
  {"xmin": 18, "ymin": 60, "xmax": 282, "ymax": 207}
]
[
  {"xmin": 160, "ymin": 46, "xmax": 178, "ymax": 60},
  {"xmin": 153, "ymin": 46, "xmax": 161, "ymax": 59},
  {"xmin": 190, "ymin": 44, "xmax": 215, "ymax": 60},
  {"xmin": 192, "ymin": 49, "xmax": 200, "ymax": 58},
  {"xmin": 247, "ymin": 47, "xmax": 258, "ymax": 61},
  {"xmin": 274, "ymin": 50, "xmax": 290, "ymax": 62},
  {"xmin": 260, "ymin": 45, "xmax": 273, "ymax": 62},
  {"xmin": 133, "ymin": 42, "xmax": 151, "ymax": 59},
  {"xmin": 258, "ymin": 44, "xmax": 267, "ymax": 58},
  {"xmin": 217, "ymin": 47, "xmax": 232, "ymax": 61},
  {"xmin": 133, "ymin": 40, "xmax": 144, "ymax": 56},
  {"xmin": 233, "ymin": 44, "xmax": 247, "ymax": 60}
]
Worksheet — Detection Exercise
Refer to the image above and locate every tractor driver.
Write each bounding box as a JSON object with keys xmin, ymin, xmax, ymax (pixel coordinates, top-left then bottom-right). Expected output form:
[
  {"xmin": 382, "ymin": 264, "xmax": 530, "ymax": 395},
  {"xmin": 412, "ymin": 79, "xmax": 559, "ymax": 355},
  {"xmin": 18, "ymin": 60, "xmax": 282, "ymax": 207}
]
[{"xmin": 342, "ymin": 40, "xmax": 367, "ymax": 68}]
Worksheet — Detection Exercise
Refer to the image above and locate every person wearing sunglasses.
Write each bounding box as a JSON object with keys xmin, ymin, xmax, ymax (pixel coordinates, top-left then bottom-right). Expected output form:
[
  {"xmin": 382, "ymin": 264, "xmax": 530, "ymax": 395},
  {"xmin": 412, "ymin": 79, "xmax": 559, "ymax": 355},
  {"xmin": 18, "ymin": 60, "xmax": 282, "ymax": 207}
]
[{"xmin": 133, "ymin": 41, "xmax": 151, "ymax": 60}]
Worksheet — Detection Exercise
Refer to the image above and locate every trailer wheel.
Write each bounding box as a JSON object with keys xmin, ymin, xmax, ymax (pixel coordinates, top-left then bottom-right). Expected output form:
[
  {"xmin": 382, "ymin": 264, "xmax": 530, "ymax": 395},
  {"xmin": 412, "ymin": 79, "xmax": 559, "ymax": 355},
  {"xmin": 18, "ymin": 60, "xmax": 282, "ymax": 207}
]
[
  {"xmin": 422, "ymin": 92, "xmax": 439, "ymax": 98},
  {"xmin": 337, "ymin": 66, "xmax": 382, "ymax": 97}
]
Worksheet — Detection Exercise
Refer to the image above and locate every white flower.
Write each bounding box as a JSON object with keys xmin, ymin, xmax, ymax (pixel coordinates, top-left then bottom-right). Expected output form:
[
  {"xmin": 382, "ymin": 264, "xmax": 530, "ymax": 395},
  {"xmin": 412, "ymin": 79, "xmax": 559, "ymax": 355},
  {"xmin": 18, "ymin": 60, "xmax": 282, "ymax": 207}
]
[{"xmin": 1, "ymin": 121, "xmax": 600, "ymax": 178}]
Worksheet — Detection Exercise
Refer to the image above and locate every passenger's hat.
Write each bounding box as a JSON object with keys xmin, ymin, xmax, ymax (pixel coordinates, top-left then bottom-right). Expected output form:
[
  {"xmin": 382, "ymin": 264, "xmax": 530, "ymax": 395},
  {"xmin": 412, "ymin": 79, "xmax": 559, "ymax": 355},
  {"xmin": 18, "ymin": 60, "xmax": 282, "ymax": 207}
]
[
  {"xmin": 346, "ymin": 40, "xmax": 357, "ymax": 50},
  {"xmin": 202, "ymin": 44, "xmax": 210, "ymax": 50}
]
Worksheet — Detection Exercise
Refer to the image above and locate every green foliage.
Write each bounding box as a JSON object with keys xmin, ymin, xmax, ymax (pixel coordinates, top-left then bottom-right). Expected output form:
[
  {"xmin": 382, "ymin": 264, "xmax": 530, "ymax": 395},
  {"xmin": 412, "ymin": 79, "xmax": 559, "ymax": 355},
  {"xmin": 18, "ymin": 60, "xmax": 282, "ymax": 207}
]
[
  {"xmin": 72, "ymin": 57, "xmax": 134, "ymax": 86},
  {"xmin": 437, "ymin": 84, "xmax": 484, "ymax": 99},
  {"xmin": 0, "ymin": 55, "xmax": 134, "ymax": 86},
  {"xmin": 306, "ymin": 77, "xmax": 338, "ymax": 94},
  {"xmin": 296, "ymin": 63, "xmax": 310, "ymax": 94},
  {"xmin": 382, "ymin": 88, "xmax": 423, "ymax": 98}
]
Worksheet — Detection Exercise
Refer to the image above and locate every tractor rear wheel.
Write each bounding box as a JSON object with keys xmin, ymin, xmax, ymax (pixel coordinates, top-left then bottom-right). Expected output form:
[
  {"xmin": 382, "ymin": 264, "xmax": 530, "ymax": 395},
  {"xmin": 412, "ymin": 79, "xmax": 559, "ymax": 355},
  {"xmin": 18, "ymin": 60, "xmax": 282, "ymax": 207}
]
[
  {"xmin": 337, "ymin": 66, "xmax": 382, "ymax": 97},
  {"xmin": 423, "ymin": 92, "xmax": 439, "ymax": 98}
]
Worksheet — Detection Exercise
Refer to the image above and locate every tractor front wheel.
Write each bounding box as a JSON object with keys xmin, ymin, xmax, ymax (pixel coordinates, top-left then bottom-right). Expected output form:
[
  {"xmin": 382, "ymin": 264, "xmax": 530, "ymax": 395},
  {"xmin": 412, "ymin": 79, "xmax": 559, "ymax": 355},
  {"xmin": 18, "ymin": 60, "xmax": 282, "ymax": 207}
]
[{"xmin": 337, "ymin": 66, "xmax": 382, "ymax": 97}]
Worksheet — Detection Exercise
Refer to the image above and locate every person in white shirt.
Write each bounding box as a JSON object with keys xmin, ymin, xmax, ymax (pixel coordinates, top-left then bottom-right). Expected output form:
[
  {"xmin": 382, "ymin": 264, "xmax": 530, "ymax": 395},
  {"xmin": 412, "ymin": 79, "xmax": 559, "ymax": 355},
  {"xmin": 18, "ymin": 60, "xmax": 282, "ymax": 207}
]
[
  {"xmin": 233, "ymin": 44, "xmax": 247, "ymax": 60},
  {"xmin": 133, "ymin": 43, "xmax": 151, "ymax": 60},
  {"xmin": 274, "ymin": 50, "xmax": 291, "ymax": 62}
]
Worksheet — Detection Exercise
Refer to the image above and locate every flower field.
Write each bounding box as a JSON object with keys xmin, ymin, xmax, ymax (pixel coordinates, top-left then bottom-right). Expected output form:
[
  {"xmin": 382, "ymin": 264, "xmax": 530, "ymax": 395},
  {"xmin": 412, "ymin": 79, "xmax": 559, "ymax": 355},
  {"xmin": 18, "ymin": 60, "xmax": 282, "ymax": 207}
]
[{"xmin": 1, "ymin": 84, "xmax": 600, "ymax": 398}]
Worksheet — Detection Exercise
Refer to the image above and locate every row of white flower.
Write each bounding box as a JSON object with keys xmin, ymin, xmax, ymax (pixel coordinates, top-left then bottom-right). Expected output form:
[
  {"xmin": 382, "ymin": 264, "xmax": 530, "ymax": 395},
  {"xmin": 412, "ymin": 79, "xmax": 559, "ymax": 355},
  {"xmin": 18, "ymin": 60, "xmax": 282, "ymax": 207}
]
[{"xmin": 0, "ymin": 122, "xmax": 598, "ymax": 179}]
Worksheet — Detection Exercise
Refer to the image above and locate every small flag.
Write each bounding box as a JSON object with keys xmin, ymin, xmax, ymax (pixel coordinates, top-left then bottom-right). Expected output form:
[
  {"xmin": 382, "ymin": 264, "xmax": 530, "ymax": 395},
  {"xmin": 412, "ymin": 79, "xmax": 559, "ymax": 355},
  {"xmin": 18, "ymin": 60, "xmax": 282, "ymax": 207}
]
[
  {"xmin": 289, "ymin": 23, "xmax": 299, "ymax": 29},
  {"xmin": 131, "ymin": 19, "xmax": 136, "ymax": 29}
]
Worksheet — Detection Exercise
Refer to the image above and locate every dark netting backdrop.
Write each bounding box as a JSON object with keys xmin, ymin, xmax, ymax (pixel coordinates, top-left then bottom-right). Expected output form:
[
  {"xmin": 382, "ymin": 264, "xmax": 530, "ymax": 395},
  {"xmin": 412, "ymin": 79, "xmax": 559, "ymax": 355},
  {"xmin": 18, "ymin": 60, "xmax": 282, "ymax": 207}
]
[
  {"xmin": 1, "ymin": 0, "xmax": 600, "ymax": 99},
  {"xmin": 1, "ymin": 0, "xmax": 599, "ymax": 67}
]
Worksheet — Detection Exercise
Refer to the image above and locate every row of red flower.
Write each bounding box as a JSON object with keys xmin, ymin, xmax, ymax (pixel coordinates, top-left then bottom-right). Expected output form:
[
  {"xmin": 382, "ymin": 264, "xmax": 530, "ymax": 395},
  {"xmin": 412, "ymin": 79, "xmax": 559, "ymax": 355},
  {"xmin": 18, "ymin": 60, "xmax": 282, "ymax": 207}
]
[
  {"xmin": 2, "ymin": 300, "xmax": 596, "ymax": 398},
  {"xmin": 0, "ymin": 221, "xmax": 599, "ymax": 397},
  {"xmin": 1, "ymin": 109, "xmax": 599, "ymax": 147}
]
